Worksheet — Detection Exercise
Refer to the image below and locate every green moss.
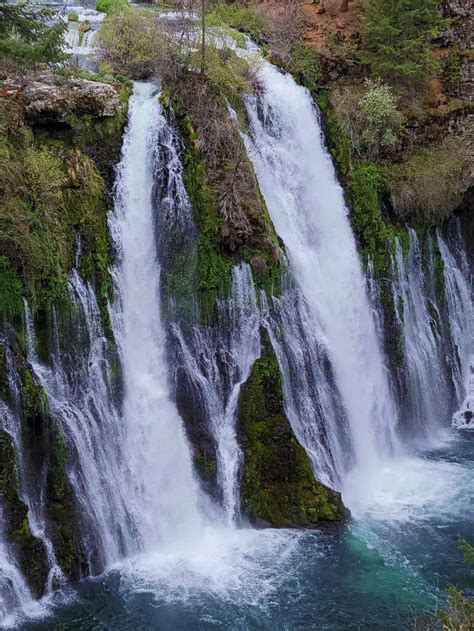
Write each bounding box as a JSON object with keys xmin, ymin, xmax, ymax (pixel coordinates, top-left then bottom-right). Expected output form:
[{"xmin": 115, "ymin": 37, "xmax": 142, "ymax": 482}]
[
  {"xmin": 194, "ymin": 451, "xmax": 217, "ymax": 484},
  {"xmin": 0, "ymin": 256, "xmax": 25, "ymax": 316},
  {"xmin": 0, "ymin": 75, "xmax": 130, "ymax": 327},
  {"xmin": 238, "ymin": 336, "xmax": 346, "ymax": 527},
  {"xmin": 67, "ymin": 12, "xmax": 79, "ymax": 21}
]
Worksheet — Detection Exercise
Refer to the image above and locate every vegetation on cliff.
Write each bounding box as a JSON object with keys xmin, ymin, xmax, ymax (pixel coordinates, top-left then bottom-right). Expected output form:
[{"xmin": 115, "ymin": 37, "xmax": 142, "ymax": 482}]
[
  {"xmin": 0, "ymin": 72, "xmax": 130, "ymax": 321},
  {"xmin": 238, "ymin": 334, "xmax": 346, "ymax": 527}
]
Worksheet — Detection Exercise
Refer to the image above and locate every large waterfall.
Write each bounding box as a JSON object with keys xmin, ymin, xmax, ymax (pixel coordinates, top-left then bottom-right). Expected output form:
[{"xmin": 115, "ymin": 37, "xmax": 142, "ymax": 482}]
[
  {"xmin": 108, "ymin": 82, "xmax": 201, "ymax": 547},
  {"xmin": 242, "ymin": 60, "xmax": 399, "ymax": 487},
  {"xmin": 0, "ymin": 44, "xmax": 472, "ymax": 628}
]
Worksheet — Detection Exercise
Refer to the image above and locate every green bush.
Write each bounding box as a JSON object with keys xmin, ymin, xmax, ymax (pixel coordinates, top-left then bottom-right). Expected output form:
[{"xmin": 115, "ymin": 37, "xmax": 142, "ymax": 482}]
[
  {"xmin": 96, "ymin": 0, "xmax": 128, "ymax": 14},
  {"xmin": 388, "ymin": 139, "xmax": 470, "ymax": 225},
  {"xmin": 331, "ymin": 81, "xmax": 404, "ymax": 159},
  {"xmin": 438, "ymin": 539, "xmax": 474, "ymax": 630},
  {"xmin": 95, "ymin": 8, "xmax": 162, "ymax": 78},
  {"xmin": 290, "ymin": 42, "xmax": 319, "ymax": 92},
  {"xmin": 67, "ymin": 12, "xmax": 79, "ymax": 22},
  {"xmin": 206, "ymin": 4, "xmax": 266, "ymax": 41},
  {"xmin": 360, "ymin": 0, "xmax": 447, "ymax": 83}
]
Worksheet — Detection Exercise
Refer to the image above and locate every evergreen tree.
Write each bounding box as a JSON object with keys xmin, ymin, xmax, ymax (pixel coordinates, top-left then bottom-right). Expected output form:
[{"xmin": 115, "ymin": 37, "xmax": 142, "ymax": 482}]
[
  {"xmin": 360, "ymin": 0, "xmax": 447, "ymax": 83},
  {"xmin": 0, "ymin": 2, "xmax": 68, "ymax": 73}
]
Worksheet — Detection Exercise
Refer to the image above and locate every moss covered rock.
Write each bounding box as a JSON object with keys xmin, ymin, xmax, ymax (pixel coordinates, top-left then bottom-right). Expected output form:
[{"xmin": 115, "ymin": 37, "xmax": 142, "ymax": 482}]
[{"xmin": 238, "ymin": 335, "xmax": 346, "ymax": 528}]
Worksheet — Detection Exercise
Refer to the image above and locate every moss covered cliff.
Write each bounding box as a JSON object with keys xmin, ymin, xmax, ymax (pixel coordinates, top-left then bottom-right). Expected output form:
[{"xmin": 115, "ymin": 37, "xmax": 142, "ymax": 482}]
[{"xmin": 238, "ymin": 335, "xmax": 346, "ymax": 527}]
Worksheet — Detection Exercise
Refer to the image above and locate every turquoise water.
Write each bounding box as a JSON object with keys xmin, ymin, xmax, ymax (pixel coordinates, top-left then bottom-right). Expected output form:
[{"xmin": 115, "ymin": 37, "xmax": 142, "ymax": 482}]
[{"xmin": 19, "ymin": 435, "xmax": 473, "ymax": 630}]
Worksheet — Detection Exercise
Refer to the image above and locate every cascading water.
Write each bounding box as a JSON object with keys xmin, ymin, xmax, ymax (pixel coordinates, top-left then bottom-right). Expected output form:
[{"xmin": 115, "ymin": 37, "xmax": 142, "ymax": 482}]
[
  {"xmin": 391, "ymin": 230, "xmax": 453, "ymax": 440},
  {"xmin": 390, "ymin": 226, "xmax": 473, "ymax": 438},
  {"xmin": 260, "ymin": 276, "xmax": 348, "ymax": 489},
  {"xmin": 63, "ymin": 6, "xmax": 105, "ymax": 68},
  {"xmin": 23, "ymin": 275, "xmax": 136, "ymax": 574},
  {"xmin": 148, "ymin": 104, "xmax": 262, "ymax": 523},
  {"xmin": 437, "ymin": 225, "xmax": 473, "ymax": 429},
  {"xmin": 242, "ymin": 60, "xmax": 399, "ymax": 486},
  {"xmin": 171, "ymin": 263, "xmax": 261, "ymax": 522},
  {"xmin": 108, "ymin": 81, "xmax": 202, "ymax": 547}
]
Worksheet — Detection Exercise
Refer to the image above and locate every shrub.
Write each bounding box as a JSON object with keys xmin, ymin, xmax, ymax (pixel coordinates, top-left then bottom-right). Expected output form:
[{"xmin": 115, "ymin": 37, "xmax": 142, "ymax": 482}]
[
  {"xmin": 95, "ymin": 8, "xmax": 163, "ymax": 78},
  {"xmin": 332, "ymin": 81, "xmax": 404, "ymax": 159},
  {"xmin": 438, "ymin": 539, "xmax": 474, "ymax": 631},
  {"xmin": 68, "ymin": 12, "xmax": 79, "ymax": 22},
  {"xmin": 360, "ymin": 0, "xmax": 447, "ymax": 84},
  {"xmin": 206, "ymin": 4, "xmax": 266, "ymax": 41},
  {"xmin": 96, "ymin": 0, "xmax": 128, "ymax": 14},
  {"xmin": 289, "ymin": 41, "xmax": 319, "ymax": 92},
  {"xmin": 388, "ymin": 138, "xmax": 471, "ymax": 225}
]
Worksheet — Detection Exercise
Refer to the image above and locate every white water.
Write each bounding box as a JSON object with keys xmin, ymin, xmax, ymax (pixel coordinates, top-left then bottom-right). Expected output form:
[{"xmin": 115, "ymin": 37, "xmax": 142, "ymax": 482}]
[
  {"xmin": 23, "ymin": 278, "xmax": 135, "ymax": 573},
  {"xmin": 391, "ymin": 231, "xmax": 452, "ymax": 440},
  {"xmin": 108, "ymin": 82, "xmax": 202, "ymax": 548},
  {"xmin": 243, "ymin": 62, "xmax": 399, "ymax": 485},
  {"xmin": 261, "ymin": 281, "xmax": 349, "ymax": 488},
  {"xmin": 437, "ymin": 228, "xmax": 474, "ymax": 429},
  {"xmin": 63, "ymin": 6, "xmax": 105, "ymax": 67},
  {"xmin": 172, "ymin": 263, "xmax": 261, "ymax": 522}
]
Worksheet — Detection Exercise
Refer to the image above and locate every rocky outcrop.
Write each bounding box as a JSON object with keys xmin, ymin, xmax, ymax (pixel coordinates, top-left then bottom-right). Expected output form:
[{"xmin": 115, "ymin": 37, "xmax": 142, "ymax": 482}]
[
  {"xmin": 442, "ymin": 0, "xmax": 473, "ymax": 49},
  {"xmin": 238, "ymin": 334, "xmax": 347, "ymax": 528},
  {"xmin": 4, "ymin": 71, "xmax": 123, "ymax": 124}
]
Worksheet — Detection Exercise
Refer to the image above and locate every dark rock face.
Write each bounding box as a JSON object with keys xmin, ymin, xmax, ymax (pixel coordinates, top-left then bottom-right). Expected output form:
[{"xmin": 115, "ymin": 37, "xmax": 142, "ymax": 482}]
[
  {"xmin": 442, "ymin": 0, "xmax": 473, "ymax": 49},
  {"xmin": 4, "ymin": 71, "xmax": 122, "ymax": 124},
  {"xmin": 238, "ymin": 335, "xmax": 347, "ymax": 528}
]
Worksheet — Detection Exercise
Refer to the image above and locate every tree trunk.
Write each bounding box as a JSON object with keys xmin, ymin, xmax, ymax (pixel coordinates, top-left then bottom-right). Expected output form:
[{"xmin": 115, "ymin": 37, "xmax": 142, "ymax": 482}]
[
  {"xmin": 340, "ymin": 0, "xmax": 349, "ymax": 12},
  {"xmin": 318, "ymin": 0, "xmax": 326, "ymax": 14}
]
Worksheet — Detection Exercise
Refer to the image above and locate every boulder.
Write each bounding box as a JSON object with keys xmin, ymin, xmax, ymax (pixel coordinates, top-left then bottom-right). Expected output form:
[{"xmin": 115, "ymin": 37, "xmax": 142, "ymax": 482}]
[{"xmin": 4, "ymin": 71, "xmax": 123, "ymax": 124}]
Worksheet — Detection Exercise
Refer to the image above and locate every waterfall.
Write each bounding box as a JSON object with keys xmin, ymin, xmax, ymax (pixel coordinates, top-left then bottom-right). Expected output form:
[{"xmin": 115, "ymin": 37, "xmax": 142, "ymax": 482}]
[
  {"xmin": 171, "ymin": 263, "xmax": 261, "ymax": 523},
  {"xmin": 108, "ymin": 82, "xmax": 202, "ymax": 547},
  {"xmin": 242, "ymin": 61, "xmax": 399, "ymax": 485},
  {"xmin": 391, "ymin": 231, "xmax": 453, "ymax": 439},
  {"xmin": 64, "ymin": 6, "xmax": 105, "ymax": 69},
  {"xmin": 390, "ymin": 226, "xmax": 473, "ymax": 438},
  {"xmin": 260, "ymin": 277, "xmax": 348, "ymax": 489},
  {"xmin": 437, "ymin": 229, "xmax": 473, "ymax": 409},
  {"xmin": 23, "ymin": 276, "xmax": 136, "ymax": 573}
]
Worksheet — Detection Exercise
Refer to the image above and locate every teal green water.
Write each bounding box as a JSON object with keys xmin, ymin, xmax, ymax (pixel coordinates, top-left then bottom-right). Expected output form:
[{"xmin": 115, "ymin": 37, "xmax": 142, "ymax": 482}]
[{"xmin": 20, "ymin": 435, "xmax": 474, "ymax": 630}]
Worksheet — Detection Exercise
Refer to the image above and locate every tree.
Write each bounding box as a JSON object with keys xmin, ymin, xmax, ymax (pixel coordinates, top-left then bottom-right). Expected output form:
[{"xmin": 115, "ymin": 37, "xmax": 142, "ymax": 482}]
[
  {"xmin": 340, "ymin": 0, "xmax": 349, "ymax": 12},
  {"xmin": 0, "ymin": 2, "xmax": 68, "ymax": 73},
  {"xmin": 360, "ymin": 0, "xmax": 447, "ymax": 83}
]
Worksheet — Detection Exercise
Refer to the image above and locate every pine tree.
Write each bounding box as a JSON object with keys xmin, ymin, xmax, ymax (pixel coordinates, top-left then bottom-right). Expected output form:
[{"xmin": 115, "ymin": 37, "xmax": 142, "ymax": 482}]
[
  {"xmin": 0, "ymin": 3, "xmax": 68, "ymax": 73},
  {"xmin": 360, "ymin": 0, "xmax": 448, "ymax": 83}
]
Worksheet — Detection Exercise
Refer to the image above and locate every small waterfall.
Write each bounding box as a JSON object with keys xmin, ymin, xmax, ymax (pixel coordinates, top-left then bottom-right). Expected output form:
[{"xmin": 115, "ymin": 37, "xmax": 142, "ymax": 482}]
[
  {"xmin": 108, "ymin": 81, "xmax": 201, "ymax": 548},
  {"xmin": 63, "ymin": 6, "xmax": 105, "ymax": 69},
  {"xmin": 23, "ymin": 277, "xmax": 135, "ymax": 573},
  {"xmin": 242, "ymin": 61, "xmax": 399, "ymax": 485},
  {"xmin": 0, "ymin": 368, "xmax": 64, "ymax": 594},
  {"xmin": 390, "ymin": 225, "xmax": 473, "ymax": 437},
  {"xmin": 437, "ymin": 225, "xmax": 473, "ymax": 429},
  {"xmin": 171, "ymin": 263, "xmax": 261, "ymax": 523},
  {"xmin": 0, "ymin": 522, "xmax": 32, "ymax": 627},
  {"xmin": 261, "ymin": 278, "xmax": 348, "ymax": 489}
]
